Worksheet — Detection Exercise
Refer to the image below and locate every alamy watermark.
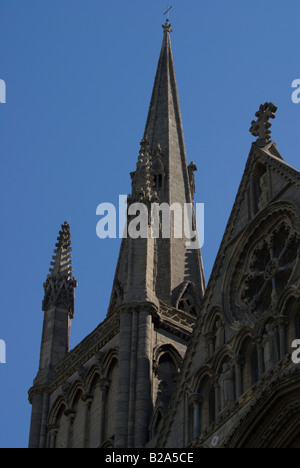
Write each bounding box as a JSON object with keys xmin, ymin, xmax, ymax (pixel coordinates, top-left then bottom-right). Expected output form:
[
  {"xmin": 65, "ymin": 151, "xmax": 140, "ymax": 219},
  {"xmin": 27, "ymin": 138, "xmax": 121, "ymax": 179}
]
[
  {"xmin": 0, "ymin": 339, "xmax": 6, "ymax": 364},
  {"xmin": 96, "ymin": 196, "xmax": 205, "ymax": 250},
  {"xmin": 291, "ymin": 79, "xmax": 300, "ymax": 104},
  {"xmin": 1, "ymin": 80, "xmax": 7, "ymax": 363},
  {"xmin": 0, "ymin": 79, "xmax": 6, "ymax": 103},
  {"xmin": 292, "ymin": 340, "xmax": 300, "ymax": 364}
]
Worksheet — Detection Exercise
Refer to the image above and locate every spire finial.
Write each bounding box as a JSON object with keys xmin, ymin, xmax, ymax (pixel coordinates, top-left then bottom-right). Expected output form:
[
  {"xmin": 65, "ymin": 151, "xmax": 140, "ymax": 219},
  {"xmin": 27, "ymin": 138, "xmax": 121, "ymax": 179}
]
[
  {"xmin": 250, "ymin": 102, "xmax": 278, "ymax": 147},
  {"xmin": 163, "ymin": 4, "xmax": 173, "ymax": 33},
  {"xmin": 164, "ymin": 4, "xmax": 173, "ymax": 21}
]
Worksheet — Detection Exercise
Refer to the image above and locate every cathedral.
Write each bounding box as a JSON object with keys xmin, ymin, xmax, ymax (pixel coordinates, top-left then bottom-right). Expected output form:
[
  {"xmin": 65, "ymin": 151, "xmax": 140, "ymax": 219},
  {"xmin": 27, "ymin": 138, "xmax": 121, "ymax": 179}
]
[{"xmin": 28, "ymin": 20, "xmax": 300, "ymax": 449}]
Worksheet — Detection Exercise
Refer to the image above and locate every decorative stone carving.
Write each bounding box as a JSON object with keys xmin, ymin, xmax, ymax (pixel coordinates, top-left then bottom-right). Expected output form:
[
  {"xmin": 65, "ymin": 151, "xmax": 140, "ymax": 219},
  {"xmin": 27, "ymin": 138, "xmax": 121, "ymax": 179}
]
[
  {"xmin": 224, "ymin": 206, "xmax": 300, "ymax": 327},
  {"xmin": 157, "ymin": 380, "xmax": 170, "ymax": 403},
  {"xmin": 188, "ymin": 162, "xmax": 197, "ymax": 200},
  {"xmin": 42, "ymin": 275, "xmax": 77, "ymax": 316},
  {"xmin": 239, "ymin": 220, "xmax": 300, "ymax": 317},
  {"xmin": 175, "ymin": 282, "xmax": 199, "ymax": 316},
  {"xmin": 61, "ymin": 381, "xmax": 71, "ymax": 397},
  {"xmin": 162, "ymin": 20, "xmax": 173, "ymax": 34},
  {"xmin": 250, "ymin": 102, "xmax": 277, "ymax": 147},
  {"xmin": 129, "ymin": 138, "xmax": 158, "ymax": 205},
  {"xmin": 42, "ymin": 222, "xmax": 77, "ymax": 317},
  {"xmin": 188, "ymin": 392, "xmax": 203, "ymax": 407},
  {"xmin": 151, "ymin": 144, "xmax": 165, "ymax": 193},
  {"xmin": 179, "ymin": 293, "xmax": 196, "ymax": 316}
]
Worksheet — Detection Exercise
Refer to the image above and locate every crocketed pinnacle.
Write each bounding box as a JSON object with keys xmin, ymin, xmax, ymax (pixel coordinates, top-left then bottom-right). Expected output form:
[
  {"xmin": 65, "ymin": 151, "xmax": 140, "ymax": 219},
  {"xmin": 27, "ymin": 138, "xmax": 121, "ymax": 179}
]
[
  {"xmin": 49, "ymin": 221, "xmax": 74, "ymax": 279},
  {"xmin": 129, "ymin": 138, "xmax": 158, "ymax": 204},
  {"xmin": 42, "ymin": 222, "xmax": 77, "ymax": 315}
]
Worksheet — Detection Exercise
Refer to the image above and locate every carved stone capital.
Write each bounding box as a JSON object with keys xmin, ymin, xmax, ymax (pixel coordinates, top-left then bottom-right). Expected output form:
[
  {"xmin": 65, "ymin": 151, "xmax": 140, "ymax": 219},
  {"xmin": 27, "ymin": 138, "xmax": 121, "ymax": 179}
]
[
  {"xmin": 99, "ymin": 378, "xmax": 111, "ymax": 392},
  {"xmin": 188, "ymin": 393, "xmax": 203, "ymax": 407},
  {"xmin": 61, "ymin": 381, "xmax": 71, "ymax": 397},
  {"xmin": 47, "ymin": 424, "xmax": 58, "ymax": 435},
  {"xmin": 64, "ymin": 409, "xmax": 76, "ymax": 422},
  {"xmin": 234, "ymin": 354, "xmax": 245, "ymax": 367},
  {"xmin": 275, "ymin": 315, "xmax": 289, "ymax": 329},
  {"xmin": 95, "ymin": 351, "xmax": 105, "ymax": 362},
  {"xmin": 81, "ymin": 394, "xmax": 93, "ymax": 406}
]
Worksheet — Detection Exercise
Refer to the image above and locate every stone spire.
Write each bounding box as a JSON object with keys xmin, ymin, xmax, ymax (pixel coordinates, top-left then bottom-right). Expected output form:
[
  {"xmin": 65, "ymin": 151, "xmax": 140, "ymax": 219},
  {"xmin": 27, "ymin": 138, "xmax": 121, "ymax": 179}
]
[
  {"xmin": 29, "ymin": 222, "xmax": 77, "ymax": 448},
  {"xmin": 142, "ymin": 20, "xmax": 205, "ymax": 303},
  {"xmin": 108, "ymin": 21, "xmax": 205, "ymax": 314},
  {"xmin": 42, "ymin": 221, "xmax": 77, "ymax": 318}
]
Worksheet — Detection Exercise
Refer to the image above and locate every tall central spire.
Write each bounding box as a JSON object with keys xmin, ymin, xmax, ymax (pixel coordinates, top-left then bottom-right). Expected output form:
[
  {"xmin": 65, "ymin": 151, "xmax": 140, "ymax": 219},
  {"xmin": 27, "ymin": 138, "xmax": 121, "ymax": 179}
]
[
  {"xmin": 144, "ymin": 20, "xmax": 178, "ymax": 154},
  {"xmin": 144, "ymin": 20, "xmax": 205, "ymax": 303},
  {"xmin": 108, "ymin": 21, "xmax": 205, "ymax": 314}
]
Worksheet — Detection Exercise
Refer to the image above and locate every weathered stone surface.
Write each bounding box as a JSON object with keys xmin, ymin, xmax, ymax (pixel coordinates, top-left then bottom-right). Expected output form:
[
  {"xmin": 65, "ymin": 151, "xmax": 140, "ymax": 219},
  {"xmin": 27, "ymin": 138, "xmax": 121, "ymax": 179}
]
[{"xmin": 28, "ymin": 22, "xmax": 300, "ymax": 449}]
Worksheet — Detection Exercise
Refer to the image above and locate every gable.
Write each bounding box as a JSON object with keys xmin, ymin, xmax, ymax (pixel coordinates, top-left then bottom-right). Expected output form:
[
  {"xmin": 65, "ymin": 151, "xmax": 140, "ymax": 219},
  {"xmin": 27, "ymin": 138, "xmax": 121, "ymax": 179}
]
[
  {"xmin": 156, "ymin": 140, "xmax": 300, "ymax": 447},
  {"xmin": 222, "ymin": 142, "xmax": 300, "ymax": 246}
]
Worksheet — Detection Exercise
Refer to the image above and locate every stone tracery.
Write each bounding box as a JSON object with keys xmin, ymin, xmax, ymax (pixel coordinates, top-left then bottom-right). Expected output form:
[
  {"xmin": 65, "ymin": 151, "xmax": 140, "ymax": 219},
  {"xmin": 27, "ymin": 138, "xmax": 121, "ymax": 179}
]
[
  {"xmin": 224, "ymin": 206, "xmax": 300, "ymax": 327},
  {"xmin": 239, "ymin": 220, "xmax": 300, "ymax": 318}
]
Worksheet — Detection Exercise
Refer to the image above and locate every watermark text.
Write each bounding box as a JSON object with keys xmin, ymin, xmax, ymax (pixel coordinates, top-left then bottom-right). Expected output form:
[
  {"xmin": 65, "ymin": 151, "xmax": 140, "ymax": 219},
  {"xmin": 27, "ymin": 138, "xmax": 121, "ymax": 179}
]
[
  {"xmin": 0, "ymin": 339, "xmax": 6, "ymax": 364},
  {"xmin": 96, "ymin": 196, "xmax": 204, "ymax": 250},
  {"xmin": 0, "ymin": 79, "xmax": 6, "ymax": 103},
  {"xmin": 291, "ymin": 79, "xmax": 300, "ymax": 104},
  {"xmin": 292, "ymin": 339, "xmax": 300, "ymax": 364}
]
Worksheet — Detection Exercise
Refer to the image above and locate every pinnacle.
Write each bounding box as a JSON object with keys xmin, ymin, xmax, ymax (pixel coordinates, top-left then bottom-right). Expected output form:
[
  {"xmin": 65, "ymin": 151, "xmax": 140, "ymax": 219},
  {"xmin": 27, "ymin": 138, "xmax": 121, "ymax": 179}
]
[
  {"xmin": 47, "ymin": 221, "xmax": 75, "ymax": 280},
  {"xmin": 129, "ymin": 138, "xmax": 158, "ymax": 204}
]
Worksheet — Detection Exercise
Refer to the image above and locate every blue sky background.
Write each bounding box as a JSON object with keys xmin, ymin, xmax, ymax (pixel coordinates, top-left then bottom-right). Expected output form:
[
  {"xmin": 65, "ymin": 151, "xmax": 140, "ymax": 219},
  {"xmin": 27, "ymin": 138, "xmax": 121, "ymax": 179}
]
[{"xmin": 0, "ymin": 0, "xmax": 299, "ymax": 448}]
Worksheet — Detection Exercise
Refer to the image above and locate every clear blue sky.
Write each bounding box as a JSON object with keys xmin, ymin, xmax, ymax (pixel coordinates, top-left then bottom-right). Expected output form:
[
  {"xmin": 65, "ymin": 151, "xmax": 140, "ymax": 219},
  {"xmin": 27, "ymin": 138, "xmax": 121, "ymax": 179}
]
[{"xmin": 0, "ymin": 0, "xmax": 299, "ymax": 448}]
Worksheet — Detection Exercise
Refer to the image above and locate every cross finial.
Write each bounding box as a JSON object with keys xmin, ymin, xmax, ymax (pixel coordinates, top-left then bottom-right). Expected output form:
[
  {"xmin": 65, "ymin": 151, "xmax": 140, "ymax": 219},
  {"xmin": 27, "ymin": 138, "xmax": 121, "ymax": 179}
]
[
  {"xmin": 250, "ymin": 102, "xmax": 278, "ymax": 147},
  {"xmin": 163, "ymin": 4, "xmax": 173, "ymax": 22},
  {"xmin": 163, "ymin": 4, "xmax": 173, "ymax": 33}
]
